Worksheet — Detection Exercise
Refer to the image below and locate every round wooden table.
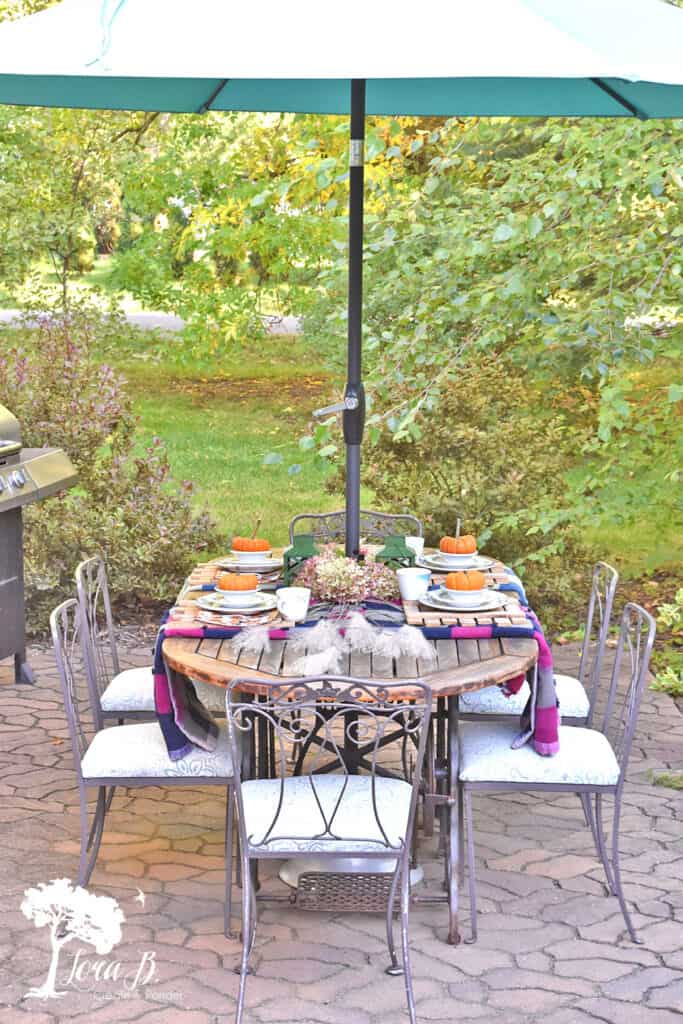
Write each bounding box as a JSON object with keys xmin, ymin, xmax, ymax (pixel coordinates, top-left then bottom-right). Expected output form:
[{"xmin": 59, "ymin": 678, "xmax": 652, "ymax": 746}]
[{"xmin": 163, "ymin": 560, "xmax": 537, "ymax": 945}]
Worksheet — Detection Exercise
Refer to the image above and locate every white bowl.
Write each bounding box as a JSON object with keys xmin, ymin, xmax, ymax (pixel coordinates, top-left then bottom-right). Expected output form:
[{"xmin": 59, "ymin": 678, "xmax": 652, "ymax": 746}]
[
  {"xmin": 230, "ymin": 549, "xmax": 272, "ymax": 563},
  {"xmin": 215, "ymin": 588, "xmax": 260, "ymax": 607},
  {"xmin": 435, "ymin": 550, "xmax": 479, "ymax": 567},
  {"xmin": 439, "ymin": 587, "xmax": 488, "ymax": 608}
]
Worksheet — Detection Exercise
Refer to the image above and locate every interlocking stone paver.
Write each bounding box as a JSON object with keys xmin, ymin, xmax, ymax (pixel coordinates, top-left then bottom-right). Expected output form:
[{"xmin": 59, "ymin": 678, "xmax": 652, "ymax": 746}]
[
  {"xmin": 576, "ymin": 997, "xmax": 683, "ymax": 1023},
  {"xmin": 1, "ymin": 637, "xmax": 682, "ymax": 1024}
]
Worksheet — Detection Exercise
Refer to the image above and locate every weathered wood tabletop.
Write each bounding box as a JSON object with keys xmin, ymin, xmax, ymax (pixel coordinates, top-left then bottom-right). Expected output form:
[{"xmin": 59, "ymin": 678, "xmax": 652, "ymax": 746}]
[{"xmin": 162, "ymin": 557, "xmax": 537, "ymax": 698}]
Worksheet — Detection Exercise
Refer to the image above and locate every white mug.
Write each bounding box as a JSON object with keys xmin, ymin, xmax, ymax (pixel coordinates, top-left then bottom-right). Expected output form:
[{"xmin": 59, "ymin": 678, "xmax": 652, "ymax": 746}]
[
  {"xmin": 396, "ymin": 567, "xmax": 431, "ymax": 602},
  {"xmin": 276, "ymin": 586, "xmax": 311, "ymax": 622},
  {"xmin": 405, "ymin": 535, "xmax": 425, "ymax": 559}
]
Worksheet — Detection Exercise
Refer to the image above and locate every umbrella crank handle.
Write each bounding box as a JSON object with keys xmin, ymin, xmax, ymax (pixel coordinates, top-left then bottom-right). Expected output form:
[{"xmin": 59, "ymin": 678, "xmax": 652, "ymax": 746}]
[{"xmin": 312, "ymin": 396, "xmax": 359, "ymax": 418}]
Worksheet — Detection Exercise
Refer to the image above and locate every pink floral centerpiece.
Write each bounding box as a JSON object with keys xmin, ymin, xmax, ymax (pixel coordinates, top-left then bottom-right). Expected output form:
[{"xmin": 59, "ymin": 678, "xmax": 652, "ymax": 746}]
[{"xmin": 296, "ymin": 545, "xmax": 400, "ymax": 604}]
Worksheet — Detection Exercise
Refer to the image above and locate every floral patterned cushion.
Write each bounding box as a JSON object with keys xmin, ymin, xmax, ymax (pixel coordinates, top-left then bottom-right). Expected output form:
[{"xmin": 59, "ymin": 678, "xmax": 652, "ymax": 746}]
[
  {"xmin": 459, "ymin": 673, "xmax": 589, "ymax": 720},
  {"xmin": 81, "ymin": 721, "xmax": 237, "ymax": 779},
  {"xmin": 459, "ymin": 722, "xmax": 620, "ymax": 787},
  {"xmin": 240, "ymin": 775, "xmax": 412, "ymax": 854},
  {"xmin": 100, "ymin": 668, "xmax": 226, "ymax": 715},
  {"xmin": 100, "ymin": 666, "xmax": 155, "ymax": 713}
]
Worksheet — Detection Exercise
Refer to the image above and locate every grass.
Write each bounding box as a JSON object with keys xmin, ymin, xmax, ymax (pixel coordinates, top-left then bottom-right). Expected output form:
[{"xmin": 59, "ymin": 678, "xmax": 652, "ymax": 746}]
[
  {"xmin": 653, "ymin": 772, "xmax": 683, "ymax": 791},
  {"xmin": 125, "ymin": 334, "xmax": 348, "ymax": 549}
]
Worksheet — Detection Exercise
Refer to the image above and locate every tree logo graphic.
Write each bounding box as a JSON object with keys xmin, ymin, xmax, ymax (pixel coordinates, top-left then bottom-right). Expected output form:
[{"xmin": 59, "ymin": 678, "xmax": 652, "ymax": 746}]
[{"xmin": 21, "ymin": 878, "xmax": 125, "ymax": 999}]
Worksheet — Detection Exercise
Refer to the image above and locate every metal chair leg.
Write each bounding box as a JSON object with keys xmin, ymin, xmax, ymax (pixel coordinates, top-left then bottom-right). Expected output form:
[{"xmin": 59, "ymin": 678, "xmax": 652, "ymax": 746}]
[
  {"xmin": 399, "ymin": 864, "xmax": 417, "ymax": 1024},
  {"xmin": 224, "ymin": 787, "xmax": 234, "ymax": 937},
  {"xmin": 594, "ymin": 793, "xmax": 615, "ymax": 895},
  {"xmin": 464, "ymin": 789, "xmax": 478, "ymax": 943},
  {"xmin": 421, "ymin": 724, "xmax": 435, "ymax": 837},
  {"xmin": 87, "ymin": 785, "xmax": 115, "ymax": 850},
  {"xmin": 235, "ymin": 852, "xmax": 254, "ymax": 1024},
  {"xmin": 458, "ymin": 783, "xmax": 465, "ymax": 886},
  {"xmin": 385, "ymin": 862, "xmax": 402, "ymax": 976},
  {"xmin": 579, "ymin": 791, "xmax": 592, "ymax": 829},
  {"xmin": 80, "ymin": 787, "xmax": 106, "ymax": 886},
  {"xmin": 610, "ymin": 792, "xmax": 640, "ymax": 943}
]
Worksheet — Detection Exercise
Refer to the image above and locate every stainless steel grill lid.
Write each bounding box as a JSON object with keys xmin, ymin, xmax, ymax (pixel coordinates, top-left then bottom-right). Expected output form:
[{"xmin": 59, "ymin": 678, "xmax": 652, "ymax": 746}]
[{"xmin": 0, "ymin": 402, "xmax": 78, "ymax": 682}]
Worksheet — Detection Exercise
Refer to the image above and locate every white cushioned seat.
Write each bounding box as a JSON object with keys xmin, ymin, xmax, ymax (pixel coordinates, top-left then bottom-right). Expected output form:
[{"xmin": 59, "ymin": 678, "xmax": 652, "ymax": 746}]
[
  {"xmin": 459, "ymin": 721, "xmax": 620, "ymax": 787},
  {"xmin": 100, "ymin": 666, "xmax": 155, "ymax": 713},
  {"xmin": 241, "ymin": 775, "xmax": 412, "ymax": 854},
  {"xmin": 100, "ymin": 667, "xmax": 227, "ymax": 715},
  {"xmin": 81, "ymin": 720, "xmax": 237, "ymax": 779},
  {"xmin": 458, "ymin": 673, "xmax": 590, "ymax": 720}
]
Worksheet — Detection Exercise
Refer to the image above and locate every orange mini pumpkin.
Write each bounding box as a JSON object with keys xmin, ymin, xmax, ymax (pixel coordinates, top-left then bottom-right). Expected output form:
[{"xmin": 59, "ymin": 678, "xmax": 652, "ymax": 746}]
[
  {"xmin": 439, "ymin": 534, "xmax": 477, "ymax": 555},
  {"xmin": 232, "ymin": 536, "xmax": 270, "ymax": 552},
  {"xmin": 217, "ymin": 573, "xmax": 259, "ymax": 591},
  {"xmin": 445, "ymin": 570, "xmax": 487, "ymax": 591}
]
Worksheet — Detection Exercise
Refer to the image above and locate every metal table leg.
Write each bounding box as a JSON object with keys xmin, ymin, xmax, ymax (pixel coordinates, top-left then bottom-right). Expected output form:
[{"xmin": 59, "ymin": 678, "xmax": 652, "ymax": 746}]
[{"xmin": 446, "ymin": 695, "xmax": 460, "ymax": 945}]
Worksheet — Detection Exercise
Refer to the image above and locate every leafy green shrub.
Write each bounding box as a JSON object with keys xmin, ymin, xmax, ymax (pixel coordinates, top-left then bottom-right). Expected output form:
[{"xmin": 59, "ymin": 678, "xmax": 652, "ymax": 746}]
[
  {"xmin": 651, "ymin": 589, "xmax": 683, "ymax": 697},
  {"xmin": 357, "ymin": 355, "xmax": 597, "ymax": 633},
  {"xmin": 0, "ymin": 307, "xmax": 219, "ymax": 632}
]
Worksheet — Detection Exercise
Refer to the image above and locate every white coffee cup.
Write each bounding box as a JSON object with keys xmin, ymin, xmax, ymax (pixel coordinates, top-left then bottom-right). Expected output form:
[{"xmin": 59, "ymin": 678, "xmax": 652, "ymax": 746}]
[
  {"xmin": 396, "ymin": 567, "xmax": 431, "ymax": 602},
  {"xmin": 276, "ymin": 586, "xmax": 311, "ymax": 622},
  {"xmin": 405, "ymin": 536, "xmax": 425, "ymax": 559}
]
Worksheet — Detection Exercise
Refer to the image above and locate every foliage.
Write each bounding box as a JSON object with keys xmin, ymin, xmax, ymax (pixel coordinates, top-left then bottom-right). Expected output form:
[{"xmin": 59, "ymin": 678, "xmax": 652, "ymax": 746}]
[
  {"xmin": 0, "ymin": 305, "xmax": 219, "ymax": 630},
  {"xmin": 309, "ymin": 116, "xmax": 682, "ymax": 533},
  {"xmin": 346, "ymin": 354, "xmax": 597, "ymax": 631},
  {"xmin": 651, "ymin": 588, "xmax": 683, "ymax": 696}
]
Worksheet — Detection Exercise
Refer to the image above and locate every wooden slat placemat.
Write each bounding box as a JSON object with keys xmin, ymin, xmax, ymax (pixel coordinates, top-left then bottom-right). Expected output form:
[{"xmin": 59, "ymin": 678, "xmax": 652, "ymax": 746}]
[
  {"xmin": 402, "ymin": 593, "xmax": 528, "ymax": 628},
  {"xmin": 424, "ymin": 557, "xmax": 509, "ymax": 585}
]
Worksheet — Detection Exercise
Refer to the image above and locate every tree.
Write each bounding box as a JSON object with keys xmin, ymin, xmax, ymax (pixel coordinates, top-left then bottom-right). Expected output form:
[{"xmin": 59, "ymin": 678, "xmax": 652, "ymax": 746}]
[{"xmin": 21, "ymin": 878, "xmax": 124, "ymax": 999}]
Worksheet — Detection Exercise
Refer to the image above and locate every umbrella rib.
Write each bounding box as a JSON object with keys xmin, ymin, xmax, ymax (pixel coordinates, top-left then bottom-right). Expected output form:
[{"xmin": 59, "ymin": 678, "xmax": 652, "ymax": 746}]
[
  {"xmin": 198, "ymin": 79, "xmax": 230, "ymax": 114},
  {"xmin": 590, "ymin": 78, "xmax": 646, "ymax": 120}
]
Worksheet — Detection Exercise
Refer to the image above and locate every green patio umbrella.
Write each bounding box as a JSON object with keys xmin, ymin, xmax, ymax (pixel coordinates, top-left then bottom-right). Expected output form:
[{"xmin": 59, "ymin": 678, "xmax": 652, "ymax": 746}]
[{"xmin": 0, "ymin": 0, "xmax": 682, "ymax": 554}]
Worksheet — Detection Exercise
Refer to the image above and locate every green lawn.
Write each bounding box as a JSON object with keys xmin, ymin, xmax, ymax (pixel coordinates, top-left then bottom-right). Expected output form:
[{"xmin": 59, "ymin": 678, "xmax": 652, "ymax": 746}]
[{"xmin": 124, "ymin": 335, "xmax": 349, "ymax": 549}]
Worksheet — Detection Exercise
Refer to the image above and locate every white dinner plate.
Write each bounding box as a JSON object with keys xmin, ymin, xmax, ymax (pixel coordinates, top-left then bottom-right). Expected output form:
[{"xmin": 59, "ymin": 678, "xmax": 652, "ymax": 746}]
[
  {"xmin": 196, "ymin": 592, "xmax": 278, "ymax": 614},
  {"xmin": 418, "ymin": 553, "xmax": 495, "ymax": 572},
  {"xmin": 419, "ymin": 589, "xmax": 508, "ymax": 613},
  {"xmin": 217, "ymin": 555, "xmax": 284, "ymax": 572}
]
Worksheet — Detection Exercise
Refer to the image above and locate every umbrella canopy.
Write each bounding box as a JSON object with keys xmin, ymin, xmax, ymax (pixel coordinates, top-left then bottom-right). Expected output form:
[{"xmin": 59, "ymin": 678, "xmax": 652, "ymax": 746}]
[
  {"xmin": 1, "ymin": 0, "xmax": 682, "ymax": 554},
  {"xmin": 0, "ymin": 0, "xmax": 682, "ymax": 116}
]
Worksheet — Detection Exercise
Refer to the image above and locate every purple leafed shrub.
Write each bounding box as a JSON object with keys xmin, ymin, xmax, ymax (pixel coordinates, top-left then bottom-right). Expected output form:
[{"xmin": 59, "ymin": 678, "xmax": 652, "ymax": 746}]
[{"xmin": 0, "ymin": 307, "xmax": 219, "ymax": 632}]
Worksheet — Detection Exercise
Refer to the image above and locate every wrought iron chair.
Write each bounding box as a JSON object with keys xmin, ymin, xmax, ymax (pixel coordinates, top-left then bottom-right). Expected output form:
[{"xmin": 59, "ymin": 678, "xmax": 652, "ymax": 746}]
[
  {"xmin": 225, "ymin": 675, "xmax": 432, "ymax": 1024},
  {"xmin": 459, "ymin": 602, "xmax": 655, "ymax": 943},
  {"xmin": 50, "ymin": 598, "xmax": 237, "ymax": 928},
  {"xmin": 458, "ymin": 561, "xmax": 618, "ymax": 724},
  {"xmin": 288, "ymin": 509, "xmax": 423, "ymax": 545},
  {"xmin": 76, "ymin": 555, "xmax": 225, "ymax": 719}
]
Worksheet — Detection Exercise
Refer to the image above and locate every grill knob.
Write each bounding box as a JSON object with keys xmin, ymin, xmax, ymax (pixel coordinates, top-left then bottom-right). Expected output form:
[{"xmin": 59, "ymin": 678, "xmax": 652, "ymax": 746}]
[
  {"xmin": 0, "ymin": 476, "xmax": 4, "ymax": 492},
  {"xmin": 10, "ymin": 469, "xmax": 25, "ymax": 488}
]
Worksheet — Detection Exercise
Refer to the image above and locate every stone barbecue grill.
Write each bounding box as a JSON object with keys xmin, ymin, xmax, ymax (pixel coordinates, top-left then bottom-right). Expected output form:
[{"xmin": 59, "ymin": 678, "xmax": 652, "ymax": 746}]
[{"xmin": 0, "ymin": 402, "xmax": 77, "ymax": 682}]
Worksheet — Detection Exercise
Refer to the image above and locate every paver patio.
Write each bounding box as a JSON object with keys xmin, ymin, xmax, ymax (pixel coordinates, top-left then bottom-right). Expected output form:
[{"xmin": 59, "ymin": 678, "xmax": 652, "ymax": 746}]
[{"xmin": 1, "ymin": 634, "xmax": 682, "ymax": 1023}]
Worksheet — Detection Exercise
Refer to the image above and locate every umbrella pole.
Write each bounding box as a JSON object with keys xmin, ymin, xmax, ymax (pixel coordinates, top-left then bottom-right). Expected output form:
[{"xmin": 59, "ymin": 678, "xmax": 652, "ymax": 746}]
[{"xmin": 344, "ymin": 78, "xmax": 366, "ymax": 558}]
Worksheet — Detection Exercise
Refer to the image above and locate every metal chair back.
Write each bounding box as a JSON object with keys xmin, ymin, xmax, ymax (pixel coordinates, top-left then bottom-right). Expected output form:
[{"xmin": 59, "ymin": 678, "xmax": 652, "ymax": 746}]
[
  {"xmin": 50, "ymin": 598, "xmax": 100, "ymax": 775},
  {"xmin": 75, "ymin": 555, "xmax": 120, "ymax": 703},
  {"xmin": 226, "ymin": 676, "xmax": 432, "ymax": 857},
  {"xmin": 288, "ymin": 509, "xmax": 423, "ymax": 546},
  {"xmin": 579, "ymin": 561, "xmax": 618, "ymax": 725},
  {"xmin": 600, "ymin": 601, "xmax": 655, "ymax": 779}
]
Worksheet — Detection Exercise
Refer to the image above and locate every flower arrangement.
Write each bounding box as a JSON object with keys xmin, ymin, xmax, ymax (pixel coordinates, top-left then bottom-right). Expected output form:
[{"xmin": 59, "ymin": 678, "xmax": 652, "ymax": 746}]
[{"xmin": 296, "ymin": 545, "xmax": 400, "ymax": 604}]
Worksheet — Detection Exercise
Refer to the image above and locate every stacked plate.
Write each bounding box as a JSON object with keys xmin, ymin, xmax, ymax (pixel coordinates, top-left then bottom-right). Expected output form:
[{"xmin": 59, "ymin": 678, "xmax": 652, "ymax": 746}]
[
  {"xmin": 217, "ymin": 553, "xmax": 284, "ymax": 573},
  {"xmin": 419, "ymin": 587, "xmax": 507, "ymax": 613},
  {"xmin": 417, "ymin": 551, "xmax": 495, "ymax": 573},
  {"xmin": 196, "ymin": 592, "xmax": 278, "ymax": 615}
]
